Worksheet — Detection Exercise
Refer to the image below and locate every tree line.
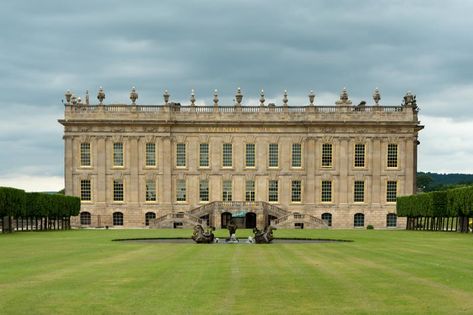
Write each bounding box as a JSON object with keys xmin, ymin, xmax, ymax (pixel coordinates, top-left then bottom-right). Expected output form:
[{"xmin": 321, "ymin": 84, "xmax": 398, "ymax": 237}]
[
  {"xmin": 397, "ymin": 186, "xmax": 473, "ymax": 233},
  {"xmin": 0, "ymin": 186, "xmax": 80, "ymax": 233},
  {"xmin": 417, "ymin": 172, "xmax": 473, "ymax": 192}
]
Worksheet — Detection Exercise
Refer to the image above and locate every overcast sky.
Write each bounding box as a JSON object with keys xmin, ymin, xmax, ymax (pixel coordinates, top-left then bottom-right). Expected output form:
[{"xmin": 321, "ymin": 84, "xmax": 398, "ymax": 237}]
[{"xmin": 1, "ymin": 0, "xmax": 472, "ymax": 191}]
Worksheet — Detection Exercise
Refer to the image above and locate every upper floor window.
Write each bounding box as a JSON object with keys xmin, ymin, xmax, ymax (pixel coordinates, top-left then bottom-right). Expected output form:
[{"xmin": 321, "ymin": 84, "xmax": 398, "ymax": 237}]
[
  {"xmin": 354, "ymin": 180, "xmax": 365, "ymax": 202},
  {"xmin": 268, "ymin": 143, "xmax": 279, "ymax": 168},
  {"xmin": 322, "ymin": 143, "xmax": 332, "ymax": 168},
  {"xmin": 113, "ymin": 179, "xmax": 124, "ymax": 201},
  {"xmin": 291, "ymin": 180, "xmax": 302, "ymax": 202},
  {"xmin": 321, "ymin": 180, "xmax": 332, "ymax": 202},
  {"xmin": 245, "ymin": 143, "xmax": 255, "ymax": 168},
  {"xmin": 199, "ymin": 180, "xmax": 209, "ymax": 202},
  {"xmin": 146, "ymin": 180, "xmax": 157, "ymax": 201},
  {"xmin": 354, "ymin": 144, "xmax": 365, "ymax": 168},
  {"xmin": 268, "ymin": 180, "xmax": 278, "ymax": 202},
  {"xmin": 222, "ymin": 180, "xmax": 232, "ymax": 201},
  {"xmin": 113, "ymin": 143, "xmax": 124, "ymax": 167},
  {"xmin": 387, "ymin": 144, "xmax": 398, "ymax": 168},
  {"xmin": 176, "ymin": 179, "xmax": 186, "ymax": 201},
  {"xmin": 80, "ymin": 179, "xmax": 91, "ymax": 201},
  {"xmin": 222, "ymin": 143, "xmax": 233, "ymax": 167},
  {"xmin": 292, "ymin": 143, "xmax": 302, "ymax": 168},
  {"xmin": 80, "ymin": 143, "xmax": 91, "ymax": 167},
  {"xmin": 386, "ymin": 181, "xmax": 397, "ymax": 202},
  {"xmin": 145, "ymin": 143, "xmax": 156, "ymax": 166},
  {"xmin": 176, "ymin": 143, "xmax": 186, "ymax": 167},
  {"xmin": 199, "ymin": 143, "xmax": 209, "ymax": 167},
  {"xmin": 246, "ymin": 180, "xmax": 255, "ymax": 202}
]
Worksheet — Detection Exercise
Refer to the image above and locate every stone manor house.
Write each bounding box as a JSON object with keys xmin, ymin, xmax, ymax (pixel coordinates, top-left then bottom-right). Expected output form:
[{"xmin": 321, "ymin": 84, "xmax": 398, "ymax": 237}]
[{"xmin": 59, "ymin": 87, "xmax": 423, "ymax": 229}]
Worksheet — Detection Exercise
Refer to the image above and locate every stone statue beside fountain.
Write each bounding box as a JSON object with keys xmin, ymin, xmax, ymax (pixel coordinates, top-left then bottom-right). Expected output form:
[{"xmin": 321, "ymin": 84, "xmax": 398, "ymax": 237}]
[
  {"xmin": 253, "ymin": 226, "xmax": 276, "ymax": 243},
  {"xmin": 191, "ymin": 222, "xmax": 276, "ymax": 244},
  {"xmin": 192, "ymin": 225, "xmax": 215, "ymax": 243}
]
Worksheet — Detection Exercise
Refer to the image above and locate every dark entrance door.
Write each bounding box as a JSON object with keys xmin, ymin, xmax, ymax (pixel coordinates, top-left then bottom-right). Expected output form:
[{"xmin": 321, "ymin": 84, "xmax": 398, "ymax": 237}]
[
  {"xmin": 245, "ymin": 212, "xmax": 256, "ymax": 228},
  {"xmin": 221, "ymin": 212, "xmax": 232, "ymax": 228}
]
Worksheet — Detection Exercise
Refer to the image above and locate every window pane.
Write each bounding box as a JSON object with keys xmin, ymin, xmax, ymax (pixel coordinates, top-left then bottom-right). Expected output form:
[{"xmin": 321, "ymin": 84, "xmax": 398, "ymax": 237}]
[
  {"xmin": 80, "ymin": 179, "xmax": 91, "ymax": 201},
  {"xmin": 199, "ymin": 143, "xmax": 209, "ymax": 167},
  {"xmin": 386, "ymin": 181, "xmax": 397, "ymax": 202},
  {"xmin": 268, "ymin": 144, "xmax": 278, "ymax": 167},
  {"xmin": 176, "ymin": 143, "xmax": 186, "ymax": 167},
  {"xmin": 80, "ymin": 212, "xmax": 91, "ymax": 225},
  {"xmin": 113, "ymin": 180, "xmax": 124, "ymax": 201},
  {"xmin": 245, "ymin": 180, "xmax": 255, "ymax": 202},
  {"xmin": 113, "ymin": 143, "xmax": 123, "ymax": 166},
  {"xmin": 387, "ymin": 144, "xmax": 398, "ymax": 168},
  {"xmin": 292, "ymin": 143, "xmax": 302, "ymax": 167},
  {"xmin": 321, "ymin": 180, "xmax": 332, "ymax": 202},
  {"xmin": 222, "ymin": 180, "xmax": 232, "ymax": 201},
  {"xmin": 354, "ymin": 180, "xmax": 364, "ymax": 202},
  {"xmin": 176, "ymin": 179, "xmax": 186, "ymax": 201},
  {"xmin": 354, "ymin": 144, "xmax": 365, "ymax": 167},
  {"xmin": 387, "ymin": 213, "xmax": 397, "ymax": 227},
  {"xmin": 321, "ymin": 213, "xmax": 332, "ymax": 227},
  {"xmin": 80, "ymin": 143, "xmax": 91, "ymax": 166},
  {"xmin": 246, "ymin": 143, "xmax": 255, "ymax": 167},
  {"xmin": 113, "ymin": 212, "xmax": 123, "ymax": 226},
  {"xmin": 199, "ymin": 180, "xmax": 209, "ymax": 202},
  {"xmin": 268, "ymin": 180, "xmax": 278, "ymax": 202},
  {"xmin": 322, "ymin": 144, "xmax": 332, "ymax": 167},
  {"xmin": 146, "ymin": 180, "xmax": 156, "ymax": 201},
  {"xmin": 223, "ymin": 143, "xmax": 233, "ymax": 167},
  {"xmin": 354, "ymin": 213, "xmax": 364, "ymax": 227},
  {"xmin": 292, "ymin": 180, "xmax": 301, "ymax": 202},
  {"xmin": 146, "ymin": 143, "xmax": 156, "ymax": 166},
  {"xmin": 145, "ymin": 212, "xmax": 156, "ymax": 226}
]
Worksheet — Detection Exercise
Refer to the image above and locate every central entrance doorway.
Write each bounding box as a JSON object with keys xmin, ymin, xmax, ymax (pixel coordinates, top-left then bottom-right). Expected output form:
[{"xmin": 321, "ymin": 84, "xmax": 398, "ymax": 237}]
[{"xmin": 220, "ymin": 211, "xmax": 257, "ymax": 229}]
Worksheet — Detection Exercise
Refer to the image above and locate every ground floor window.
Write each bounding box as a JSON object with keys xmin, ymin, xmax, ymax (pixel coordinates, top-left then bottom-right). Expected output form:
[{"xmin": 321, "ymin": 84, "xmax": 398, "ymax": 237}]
[
  {"xmin": 113, "ymin": 212, "xmax": 123, "ymax": 226},
  {"xmin": 321, "ymin": 213, "xmax": 332, "ymax": 227},
  {"xmin": 354, "ymin": 213, "xmax": 364, "ymax": 227},
  {"xmin": 387, "ymin": 213, "xmax": 397, "ymax": 227},
  {"xmin": 80, "ymin": 212, "xmax": 91, "ymax": 225},
  {"xmin": 145, "ymin": 212, "xmax": 156, "ymax": 226}
]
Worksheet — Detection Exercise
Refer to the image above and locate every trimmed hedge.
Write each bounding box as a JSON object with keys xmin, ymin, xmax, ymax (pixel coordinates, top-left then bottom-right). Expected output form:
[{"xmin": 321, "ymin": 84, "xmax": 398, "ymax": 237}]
[
  {"xmin": 397, "ymin": 186, "xmax": 472, "ymax": 217},
  {"xmin": 0, "ymin": 187, "xmax": 80, "ymax": 218}
]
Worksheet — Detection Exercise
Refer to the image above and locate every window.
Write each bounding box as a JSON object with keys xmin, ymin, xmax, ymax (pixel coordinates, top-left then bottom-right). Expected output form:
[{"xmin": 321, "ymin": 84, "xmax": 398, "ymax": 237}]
[
  {"xmin": 268, "ymin": 180, "xmax": 278, "ymax": 202},
  {"xmin": 321, "ymin": 213, "xmax": 332, "ymax": 227},
  {"xmin": 80, "ymin": 179, "xmax": 91, "ymax": 201},
  {"xmin": 354, "ymin": 180, "xmax": 365, "ymax": 203},
  {"xmin": 113, "ymin": 212, "xmax": 123, "ymax": 226},
  {"xmin": 176, "ymin": 143, "xmax": 186, "ymax": 167},
  {"xmin": 222, "ymin": 143, "xmax": 233, "ymax": 167},
  {"xmin": 80, "ymin": 143, "xmax": 91, "ymax": 166},
  {"xmin": 354, "ymin": 213, "xmax": 364, "ymax": 227},
  {"xmin": 321, "ymin": 180, "xmax": 332, "ymax": 202},
  {"xmin": 80, "ymin": 212, "xmax": 91, "ymax": 225},
  {"xmin": 199, "ymin": 180, "xmax": 209, "ymax": 202},
  {"xmin": 292, "ymin": 180, "xmax": 302, "ymax": 202},
  {"xmin": 199, "ymin": 143, "xmax": 209, "ymax": 167},
  {"xmin": 387, "ymin": 144, "xmax": 398, "ymax": 168},
  {"xmin": 292, "ymin": 143, "xmax": 302, "ymax": 168},
  {"xmin": 145, "ymin": 212, "xmax": 156, "ymax": 226},
  {"xmin": 146, "ymin": 180, "xmax": 157, "ymax": 201},
  {"xmin": 113, "ymin": 143, "xmax": 124, "ymax": 167},
  {"xmin": 354, "ymin": 144, "xmax": 365, "ymax": 168},
  {"xmin": 387, "ymin": 213, "xmax": 397, "ymax": 227},
  {"xmin": 222, "ymin": 180, "xmax": 232, "ymax": 201},
  {"xmin": 145, "ymin": 143, "xmax": 156, "ymax": 166},
  {"xmin": 113, "ymin": 179, "xmax": 124, "ymax": 201},
  {"xmin": 176, "ymin": 179, "xmax": 186, "ymax": 202},
  {"xmin": 268, "ymin": 143, "xmax": 278, "ymax": 167},
  {"xmin": 386, "ymin": 181, "xmax": 397, "ymax": 202},
  {"xmin": 245, "ymin": 180, "xmax": 255, "ymax": 202},
  {"xmin": 322, "ymin": 143, "xmax": 332, "ymax": 167},
  {"xmin": 245, "ymin": 143, "xmax": 255, "ymax": 167}
]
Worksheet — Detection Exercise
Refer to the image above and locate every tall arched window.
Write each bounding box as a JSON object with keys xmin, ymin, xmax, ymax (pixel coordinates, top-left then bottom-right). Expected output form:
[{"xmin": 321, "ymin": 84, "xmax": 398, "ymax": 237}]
[
  {"xmin": 354, "ymin": 213, "xmax": 364, "ymax": 227},
  {"xmin": 145, "ymin": 212, "xmax": 156, "ymax": 226},
  {"xmin": 113, "ymin": 212, "xmax": 123, "ymax": 226},
  {"xmin": 387, "ymin": 213, "xmax": 397, "ymax": 227},
  {"xmin": 321, "ymin": 213, "xmax": 332, "ymax": 227},
  {"xmin": 80, "ymin": 212, "xmax": 91, "ymax": 225}
]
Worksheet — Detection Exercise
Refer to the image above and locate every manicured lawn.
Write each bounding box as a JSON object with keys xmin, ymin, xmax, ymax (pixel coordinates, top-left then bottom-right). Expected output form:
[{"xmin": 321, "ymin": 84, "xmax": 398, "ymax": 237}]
[{"xmin": 1, "ymin": 229, "xmax": 473, "ymax": 314}]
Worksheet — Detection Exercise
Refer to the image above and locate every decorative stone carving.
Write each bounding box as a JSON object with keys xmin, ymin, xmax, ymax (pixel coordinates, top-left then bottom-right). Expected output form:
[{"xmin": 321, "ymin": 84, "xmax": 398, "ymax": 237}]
[
  {"xmin": 259, "ymin": 90, "xmax": 265, "ymax": 107},
  {"xmin": 308, "ymin": 90, "xmax": 315, "ymax": 106},
  {"xmin": 213, "ymin": 89, "xmax": 219, "ymax": 107},
  {"xmin": 97, "ymin": 87, "xmax": 105, "ymax": 104},
  {"xmin": 65, "ymin": 90, "xmax": 72, "ymax": 104},
  {"xmin": 163, "ymin": 90, "xmax": 170, "ymax": 105},
  {"xmin": 235, "ymin": 87, "xmax": 243, "ymax": 106},
  {"xmin": 129, "ymin": 87, "xmax": 138, "ymax": 105},
  {"xmin": 190, "ymin": 89, "xmax": 196, "ymax": 106},
  {"xmin": 372, "ymin": 88, "xmax": 381, "ymax": 105},
  {"xmin": 283, "ymin": 90, "xmax": 288, "ymax": 107},
  {"xmin": 335, "ymin": 87, "xmax": 352, "ymax": 105}
]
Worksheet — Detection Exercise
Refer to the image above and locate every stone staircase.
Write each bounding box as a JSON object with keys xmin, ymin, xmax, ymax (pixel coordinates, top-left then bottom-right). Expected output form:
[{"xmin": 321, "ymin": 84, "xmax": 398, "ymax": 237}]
[
  {"xmin": 149, "ymin": 212, "xmax": 207, "ymax": 229},
  {"xmin": 272, "ymin": 212, "xmax": 329, "ymax": 229}
]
